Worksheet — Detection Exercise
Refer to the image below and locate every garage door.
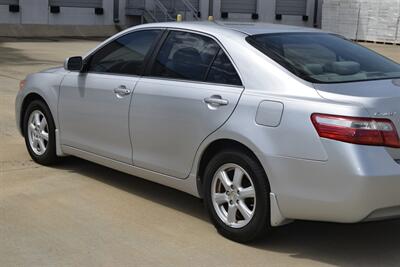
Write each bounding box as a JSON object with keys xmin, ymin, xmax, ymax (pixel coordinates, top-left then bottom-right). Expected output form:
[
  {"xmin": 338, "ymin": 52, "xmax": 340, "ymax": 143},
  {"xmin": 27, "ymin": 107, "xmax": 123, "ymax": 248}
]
[
  {"xmin": 221, "ymin": 0, "xmax": 257, "ymax": 14},
  {"xmin": 159, "ymin": 0, "xmax": 199, "ymax": 12},
  {"xmin": 276, "ymin": 0, "xmax": 307, "ymax": 15},
  {"xmin": 0, "ymin": 0, "xmax": 18, "ymax": 4},
  {"xmin": 48, "ymin": 0, "xmax": 102, "ymax": 8}
]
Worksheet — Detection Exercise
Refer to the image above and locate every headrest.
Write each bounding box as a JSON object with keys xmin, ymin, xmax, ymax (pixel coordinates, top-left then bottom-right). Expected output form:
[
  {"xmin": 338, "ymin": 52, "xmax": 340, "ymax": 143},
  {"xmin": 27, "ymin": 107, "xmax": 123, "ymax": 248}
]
[
  {"xmin": 304, "ymin": 64, "xmax": 324, "ymax": 75},
  {"xmin": 325, "ymin": 61, "xmax": 361, "ymax": 75}
]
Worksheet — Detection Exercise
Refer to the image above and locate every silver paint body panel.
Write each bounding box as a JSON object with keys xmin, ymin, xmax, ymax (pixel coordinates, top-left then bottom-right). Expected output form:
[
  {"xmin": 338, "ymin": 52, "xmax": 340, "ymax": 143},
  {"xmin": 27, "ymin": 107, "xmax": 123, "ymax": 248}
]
[
  {"xmin": 255, "ymin": 100, "xmax": 284, "ymax": 127},
  {"xmin": 130, "ymin": 78, "xmax": 243, "ymax": 178},
  {"xmin": 58, "ymin": 72, "xmax": 137, "ymax": 164},
  {"xmin": 15, "ymin": 21, "xmax": 400, "ymax": 225}
]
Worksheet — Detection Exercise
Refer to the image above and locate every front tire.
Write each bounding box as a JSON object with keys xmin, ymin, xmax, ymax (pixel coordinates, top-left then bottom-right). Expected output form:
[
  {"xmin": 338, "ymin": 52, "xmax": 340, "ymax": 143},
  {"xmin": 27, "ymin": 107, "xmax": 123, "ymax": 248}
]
[
  {"xmin": 23, "ymin": 100, "xmax": 59, "ymax": 165},
  {"xmin": 203, "ymin": 149, "xmax": 271, "ymax": 243}
]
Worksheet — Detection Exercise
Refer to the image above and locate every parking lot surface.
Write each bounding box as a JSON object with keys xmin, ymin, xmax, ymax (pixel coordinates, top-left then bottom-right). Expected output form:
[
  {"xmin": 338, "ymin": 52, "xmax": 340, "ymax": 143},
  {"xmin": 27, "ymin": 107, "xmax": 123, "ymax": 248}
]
[{"xmin": 1, "ymin": 38, "xmax": 400, "ymax": 267}]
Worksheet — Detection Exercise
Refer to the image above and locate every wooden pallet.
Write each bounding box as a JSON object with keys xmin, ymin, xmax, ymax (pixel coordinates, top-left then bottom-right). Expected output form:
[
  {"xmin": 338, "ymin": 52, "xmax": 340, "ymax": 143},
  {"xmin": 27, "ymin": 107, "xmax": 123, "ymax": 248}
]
[{"xmin": 355, "ymin": 39, "xmax": 400, "ymax": 46}]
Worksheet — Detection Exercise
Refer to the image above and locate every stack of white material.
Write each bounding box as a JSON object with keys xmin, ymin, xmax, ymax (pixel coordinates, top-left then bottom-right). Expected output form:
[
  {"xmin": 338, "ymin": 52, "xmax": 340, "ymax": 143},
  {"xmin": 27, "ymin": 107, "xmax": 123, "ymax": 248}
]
[
  {"xmin": 397, "ymin": 20, "xmax": 400, "ymax": 43},
  {"xmin": 321, "ymin": 0, "xmax": 361, "ymax": 39},
  {"xmin": 322, "ymin": 0, "xmax": 400, "ymax": 44}
]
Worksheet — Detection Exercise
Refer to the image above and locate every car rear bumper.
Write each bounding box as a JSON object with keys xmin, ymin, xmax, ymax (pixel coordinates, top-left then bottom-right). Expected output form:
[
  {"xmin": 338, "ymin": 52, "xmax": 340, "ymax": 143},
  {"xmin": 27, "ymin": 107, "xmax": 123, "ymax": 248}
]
[{"xmin": 266, "ymin": 139, "xmax": 400, "ymax": 223}]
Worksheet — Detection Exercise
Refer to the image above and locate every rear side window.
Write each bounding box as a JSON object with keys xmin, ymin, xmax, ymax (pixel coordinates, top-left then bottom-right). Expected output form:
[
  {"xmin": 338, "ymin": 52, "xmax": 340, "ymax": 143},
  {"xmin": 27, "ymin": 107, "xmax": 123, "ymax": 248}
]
[
  {"xmin": 87, "ymin": 30, "xmax": 161, "ymax": 75},
  {"xmin": 151, "ymin": 31, "xmax": 220, "ymax": 81},
  {"xmin": 206, "ymin": 49, "xmax": 242, "ymax": 86},
  {"xmin": 247, "ymin": 33, "xmax": 400, "ymax": 83}
]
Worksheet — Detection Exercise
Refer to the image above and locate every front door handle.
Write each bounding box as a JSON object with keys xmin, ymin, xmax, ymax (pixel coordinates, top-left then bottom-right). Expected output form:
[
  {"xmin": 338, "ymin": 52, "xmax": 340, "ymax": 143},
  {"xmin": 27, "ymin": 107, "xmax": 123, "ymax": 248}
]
[
  {"xmin": 204, "ymin": 96, "xmax": 229, "ymax": 106},
  {"xmin": 114, "ymin": 85, "xmax": 131, "ymax": 97}
]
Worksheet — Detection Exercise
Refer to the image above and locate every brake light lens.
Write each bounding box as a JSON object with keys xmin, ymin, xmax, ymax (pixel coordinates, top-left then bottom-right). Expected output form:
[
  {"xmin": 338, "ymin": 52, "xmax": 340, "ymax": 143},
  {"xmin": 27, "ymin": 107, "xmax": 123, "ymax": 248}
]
[{"xmin": 311, "ymin": 113, "xmax": 400, "ymax": 148}]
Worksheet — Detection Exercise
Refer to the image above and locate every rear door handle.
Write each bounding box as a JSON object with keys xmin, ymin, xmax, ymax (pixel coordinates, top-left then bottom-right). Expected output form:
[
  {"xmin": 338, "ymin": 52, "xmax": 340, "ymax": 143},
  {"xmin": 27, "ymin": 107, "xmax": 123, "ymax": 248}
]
[
  {"xmin": 204, "ymin": 96, "xmax": 229, "ymax": 106},
  {"xmin": 114, "ymin": 85, "xmax": 131, "ymax": 97}
]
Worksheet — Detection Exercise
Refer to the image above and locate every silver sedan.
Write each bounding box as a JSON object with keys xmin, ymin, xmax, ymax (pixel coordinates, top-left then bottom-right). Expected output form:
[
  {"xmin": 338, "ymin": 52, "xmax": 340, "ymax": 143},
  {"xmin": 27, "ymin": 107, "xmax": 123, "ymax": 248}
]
[{"xmin": 15, "ymin": 21, "xmax": 400, "ymax": 243}]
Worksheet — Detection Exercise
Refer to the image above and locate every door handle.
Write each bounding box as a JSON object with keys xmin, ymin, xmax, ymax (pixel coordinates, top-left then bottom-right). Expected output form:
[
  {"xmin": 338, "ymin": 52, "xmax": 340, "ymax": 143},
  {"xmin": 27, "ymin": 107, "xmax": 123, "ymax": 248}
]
[
  {"xmin": 204, "ymin": 96, "xmax": 229, "ymax": 106},
  {"xmin": 114, "ymin": 85, "xmax": 131, "ymax": 97}
]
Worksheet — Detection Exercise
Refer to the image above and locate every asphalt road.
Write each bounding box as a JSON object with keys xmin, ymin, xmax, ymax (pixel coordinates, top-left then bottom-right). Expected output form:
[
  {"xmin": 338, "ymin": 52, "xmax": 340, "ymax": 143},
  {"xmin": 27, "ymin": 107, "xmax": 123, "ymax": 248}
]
[{"xmin": 1, "ymin": 38, "xmax": 400, "ymax": 267}]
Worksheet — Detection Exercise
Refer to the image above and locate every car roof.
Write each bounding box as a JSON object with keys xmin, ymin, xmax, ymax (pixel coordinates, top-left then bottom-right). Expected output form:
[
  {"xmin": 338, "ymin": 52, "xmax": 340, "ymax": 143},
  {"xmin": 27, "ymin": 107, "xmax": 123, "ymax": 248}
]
[
  {"xmin": 136, "ymin": 20, "xmax": 324, "ymax": 36},
  {"xmin": 215, "ymin": 21, "xmax": 323, "ymax": 35}
]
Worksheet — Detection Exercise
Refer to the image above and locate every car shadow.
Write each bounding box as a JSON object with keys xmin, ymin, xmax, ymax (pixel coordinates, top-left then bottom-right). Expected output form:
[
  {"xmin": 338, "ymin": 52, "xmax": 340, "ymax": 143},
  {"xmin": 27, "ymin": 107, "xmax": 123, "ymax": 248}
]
[
  {"xmin": 56, "ymin": 156, "xmax": 208, "ymax": 222},
  {"xmin": 255, "ymin": 219, "xmax": 400, "ymax": 266},
  {"xmin": 55, "ymin": 156, "xmax": 400, "ymax": 267},
  {"xmin": 0, "ymin": 43, "xmax": 60, "ymax": 67}
]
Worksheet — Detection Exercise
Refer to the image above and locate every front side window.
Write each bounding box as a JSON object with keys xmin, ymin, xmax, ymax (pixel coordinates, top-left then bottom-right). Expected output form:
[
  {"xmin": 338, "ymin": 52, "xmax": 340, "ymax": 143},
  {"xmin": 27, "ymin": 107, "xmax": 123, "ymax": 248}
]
[
  {"xmin": 151, "ymin": 31, "xmax": 220, "ymax": 81},
  {"xmin": 87, "ymin": 30, "xmax": 161, "ymax": 75},
  {"xmin": 247, "ymin": 33, "xmax": 400, "ymax": 83}
]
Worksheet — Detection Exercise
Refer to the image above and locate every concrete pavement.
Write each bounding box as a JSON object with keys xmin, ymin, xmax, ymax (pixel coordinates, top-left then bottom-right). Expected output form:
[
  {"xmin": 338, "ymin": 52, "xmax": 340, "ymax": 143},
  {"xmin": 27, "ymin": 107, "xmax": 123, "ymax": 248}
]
[{"xmin": 1, "ymin": 38, "xmax": 400, "ymax": 267}]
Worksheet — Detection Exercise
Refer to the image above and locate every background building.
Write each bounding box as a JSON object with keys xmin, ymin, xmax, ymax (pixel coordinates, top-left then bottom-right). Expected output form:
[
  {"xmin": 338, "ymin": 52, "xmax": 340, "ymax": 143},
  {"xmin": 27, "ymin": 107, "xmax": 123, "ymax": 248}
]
[
  {"xmin": 0, "ymin": 0, "xmax": 322, "ymax": 37},
  {"xmin": 322, "ymin": 0, "xmax": 400, "ymax": 44}
]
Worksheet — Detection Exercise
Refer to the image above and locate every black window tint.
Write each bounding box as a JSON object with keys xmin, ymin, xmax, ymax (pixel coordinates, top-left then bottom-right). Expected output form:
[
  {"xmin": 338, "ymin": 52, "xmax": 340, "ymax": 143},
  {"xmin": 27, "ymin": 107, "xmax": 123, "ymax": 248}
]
[
  {"xmin": 151, "ymin": 31, "xmax": 220, "ymax": 81},
  {"xmin": 87, "ymin": 30, "xmax": 161, "ymax": 75},
  {"xmin": 247, "ymin": 33, "xmax": 400, "ymax": 83},
  {"xmin": 206, "ymin": 50, "xmax": 242, "ymax": 86}
]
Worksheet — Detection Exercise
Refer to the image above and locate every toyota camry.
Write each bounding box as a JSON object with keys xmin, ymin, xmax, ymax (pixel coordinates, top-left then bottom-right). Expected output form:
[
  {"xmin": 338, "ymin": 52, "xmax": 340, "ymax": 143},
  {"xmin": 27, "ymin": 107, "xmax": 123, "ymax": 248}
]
[{"xmin": 15, "ymin": 21, "xmax": 400, "ymax": 242}]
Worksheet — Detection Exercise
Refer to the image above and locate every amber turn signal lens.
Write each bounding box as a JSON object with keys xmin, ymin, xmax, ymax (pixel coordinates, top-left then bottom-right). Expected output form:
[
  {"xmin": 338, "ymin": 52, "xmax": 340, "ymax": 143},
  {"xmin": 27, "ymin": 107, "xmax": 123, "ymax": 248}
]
[{"xmin": 19, "ymin": 80, "xmax": 26, "ymax": 91}]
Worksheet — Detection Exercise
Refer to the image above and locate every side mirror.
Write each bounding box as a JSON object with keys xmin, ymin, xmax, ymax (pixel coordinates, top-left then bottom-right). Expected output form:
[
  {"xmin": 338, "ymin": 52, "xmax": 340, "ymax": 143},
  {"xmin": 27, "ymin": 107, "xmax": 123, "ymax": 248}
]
[{"xmin": 64, "ymin": 56, "xmax": 83, "ymax": 71}]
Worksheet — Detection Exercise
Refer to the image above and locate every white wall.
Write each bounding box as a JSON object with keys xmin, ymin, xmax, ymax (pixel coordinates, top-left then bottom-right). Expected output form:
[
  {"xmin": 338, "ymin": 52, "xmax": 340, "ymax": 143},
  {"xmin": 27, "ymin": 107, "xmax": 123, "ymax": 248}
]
[
  {"xmin": 118, "ymin": 0, "xmax": 128, "ymax": 25},
  {"xmin": 0, "ymin": 0, "xmax": 321, "ymax": 27},
  {"xmin": 0, "ymin": 4, "xmax": 20, "ymax": 23},
  {"xmin": 20, "ymin": 0, "xmax": 48, "ymax": 24},
  {"xmin": 199, "ymin": 0, "xmax": 209, "ymax": 20},
  {"xmin": 49, "ymin": 7, "xmax": 106, "ymax": 25},
  {"xmin": 48, "ymin": 0, "xmax": 116, "ymax": 25},
  {"xmin": 0, "ymin": 0, "xmax": 118, "ymax": 25},
  {"xmin": 211, "ymin": 0, "xmax": 319, "ymax": 27}
]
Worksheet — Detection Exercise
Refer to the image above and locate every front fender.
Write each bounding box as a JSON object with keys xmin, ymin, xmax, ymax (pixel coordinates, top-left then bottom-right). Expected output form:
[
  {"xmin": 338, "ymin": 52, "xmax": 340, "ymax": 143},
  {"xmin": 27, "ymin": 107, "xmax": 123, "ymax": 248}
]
[{"xmin": 16, "ymin": 71, "xmax": 66, "ymax": 134}]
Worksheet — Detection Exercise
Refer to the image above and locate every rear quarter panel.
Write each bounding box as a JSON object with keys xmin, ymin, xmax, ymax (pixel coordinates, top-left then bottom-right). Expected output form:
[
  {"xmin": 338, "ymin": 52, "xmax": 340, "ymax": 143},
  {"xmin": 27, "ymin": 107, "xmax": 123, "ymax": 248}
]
[{"xmin": 190, "ymin": 41, "xmax": 370, "ymax": 207}]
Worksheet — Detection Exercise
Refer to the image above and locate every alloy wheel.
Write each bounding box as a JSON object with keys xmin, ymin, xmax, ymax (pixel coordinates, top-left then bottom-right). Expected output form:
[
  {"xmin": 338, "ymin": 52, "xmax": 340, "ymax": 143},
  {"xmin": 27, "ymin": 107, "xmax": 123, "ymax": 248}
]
[
  {"xmin": 27, "ymin": 110, "xmax": 49, "ymax": 156},
  {"xmin": 211, "ymin": 163, "xmax": 256, "ymax": 228}
]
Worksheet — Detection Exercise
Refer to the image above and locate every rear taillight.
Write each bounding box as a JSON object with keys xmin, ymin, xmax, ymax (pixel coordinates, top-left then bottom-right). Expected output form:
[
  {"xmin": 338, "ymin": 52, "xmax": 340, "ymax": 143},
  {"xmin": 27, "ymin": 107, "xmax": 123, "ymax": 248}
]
[{"xmin": 311, "ymin": 113, "xmax": 400, "ymax": 148}]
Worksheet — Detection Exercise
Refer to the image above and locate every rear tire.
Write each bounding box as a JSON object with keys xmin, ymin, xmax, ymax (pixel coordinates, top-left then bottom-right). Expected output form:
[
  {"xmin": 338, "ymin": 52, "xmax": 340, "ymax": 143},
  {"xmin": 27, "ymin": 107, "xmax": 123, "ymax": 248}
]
[
  {"xmin": 23, "ymin": 100, "xmax": 59, "ymax": 165},
  {"xmin": 203, "ymin": 149, "xmax": 271, "ymax": 243}
]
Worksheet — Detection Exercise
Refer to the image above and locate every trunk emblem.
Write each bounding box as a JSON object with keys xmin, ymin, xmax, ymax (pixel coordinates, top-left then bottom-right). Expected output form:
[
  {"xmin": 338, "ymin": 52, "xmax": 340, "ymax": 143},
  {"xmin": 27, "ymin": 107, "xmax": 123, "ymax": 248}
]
[{"xmin": 374, "ymin": 112, "xmax": 397, "ymax": 117}]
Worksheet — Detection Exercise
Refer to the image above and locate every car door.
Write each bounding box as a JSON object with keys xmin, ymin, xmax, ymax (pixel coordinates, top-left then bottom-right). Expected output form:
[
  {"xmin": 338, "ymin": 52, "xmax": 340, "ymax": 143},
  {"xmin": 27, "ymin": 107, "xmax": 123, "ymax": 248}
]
[
  {"xmin": 58, "ymin": 29, "xmax": 162, "ymax": 164},
  {"xmin": 130, "ymin": 30, "xmax": 244, "ymax": 178}
]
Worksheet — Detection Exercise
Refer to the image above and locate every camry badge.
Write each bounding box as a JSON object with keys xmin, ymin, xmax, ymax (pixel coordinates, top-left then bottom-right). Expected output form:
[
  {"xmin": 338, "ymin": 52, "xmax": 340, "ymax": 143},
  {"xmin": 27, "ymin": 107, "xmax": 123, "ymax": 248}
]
[{"xmin": 374, "ymin": 112, "xmax": 397, "ymax": 117}]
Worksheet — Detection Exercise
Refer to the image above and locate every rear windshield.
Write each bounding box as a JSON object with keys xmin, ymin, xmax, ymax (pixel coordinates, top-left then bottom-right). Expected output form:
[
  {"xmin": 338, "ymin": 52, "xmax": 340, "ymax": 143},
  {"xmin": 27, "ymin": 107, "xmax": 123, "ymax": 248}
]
[{"xmin": 246, "ymin": 33, "xmax": 400, "ymax": 83}]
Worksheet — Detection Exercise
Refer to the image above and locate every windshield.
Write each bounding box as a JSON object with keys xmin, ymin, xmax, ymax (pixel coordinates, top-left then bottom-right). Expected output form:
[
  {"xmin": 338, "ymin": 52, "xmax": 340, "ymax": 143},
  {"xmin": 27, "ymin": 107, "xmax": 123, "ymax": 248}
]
[{"xmin": 247, "ymin": 33, "xmax": 400, "ymax": 83}]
